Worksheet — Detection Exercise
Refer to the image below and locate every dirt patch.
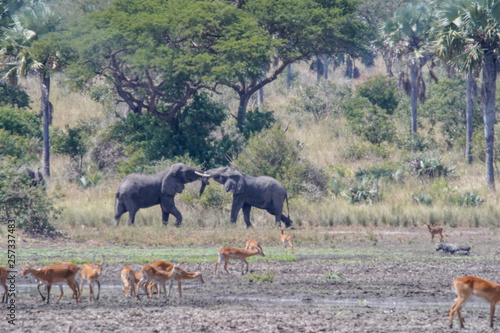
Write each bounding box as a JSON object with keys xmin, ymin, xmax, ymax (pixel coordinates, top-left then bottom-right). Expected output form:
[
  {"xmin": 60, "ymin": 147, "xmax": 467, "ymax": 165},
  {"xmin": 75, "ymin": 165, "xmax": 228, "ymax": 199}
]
[{"xmin": 9, "ymin": 228, "xmax": 500, "ymax": 332}]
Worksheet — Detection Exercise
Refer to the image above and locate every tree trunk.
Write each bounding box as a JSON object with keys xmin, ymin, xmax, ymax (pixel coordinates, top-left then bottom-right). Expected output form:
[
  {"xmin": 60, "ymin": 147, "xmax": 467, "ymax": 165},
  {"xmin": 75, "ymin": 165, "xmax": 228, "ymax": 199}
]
[
  {"xmin": 316, "ymin": 55, "xmax": 322, "ymax": 82},
  {"xmin": 286, "ymin": 64, "xmax": 292, "ymax": 90},
  {"xmin": 237, "ymin": 93, "xmax": 250, "ymax": 126},
  {"xmin": 323, "ymin": 55, "xmax": 328, "ymax": 80},
  {"xmin": 465, "ymin": 71, "xmax": 474, "ymax": 164},
  {"xmin": 40, "ymin": 73, "xmax": 51, "ymax": 177},
  {"xmin": 481, "ymin": 50, "xmax": 496, "ymax": 190},
  {"xmin": 410, "ymin": 60, "xmax": 418, "ymax": 144}
]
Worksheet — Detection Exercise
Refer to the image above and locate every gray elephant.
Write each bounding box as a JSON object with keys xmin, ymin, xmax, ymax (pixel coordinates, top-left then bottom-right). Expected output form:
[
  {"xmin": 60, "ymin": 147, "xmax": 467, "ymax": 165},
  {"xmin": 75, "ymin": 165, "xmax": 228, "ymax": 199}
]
[
  {"xmin": 114, "ymin": 163, "xmax": 209, "ymax": 226},
  {"xmin": 197, "ymin": 166, "xmax": 292, "ymax": 228},
  {"xmin": 20, "ymin": 167, "xmax": 45, "ymax": 187}
]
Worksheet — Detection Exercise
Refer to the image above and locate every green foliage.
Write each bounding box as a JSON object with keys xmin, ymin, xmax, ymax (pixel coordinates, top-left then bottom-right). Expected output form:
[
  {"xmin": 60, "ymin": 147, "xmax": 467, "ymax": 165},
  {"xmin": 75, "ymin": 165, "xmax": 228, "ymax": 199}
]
[
  {"xmin": 234, "ymin": 124, "xmax": 327, "ymax": 198},
  {"xmin": 343, "ymin": 177, "xmax": 380, "ymax": 204},
  {"xmin": 0, "ymin": 105, "xmax": 41, "ymax": 138},
  {"xmin": 52, "ymin": 124, "xmax": 89, "ymax": 174},
  {"xmin": 243, "ymin": 270, "xmax": 275, "ymax": 283},
  {"xmin": 457, "ymin": 192, "xmax": 485, "ymax": 207},
  {"xmin": 287, "ymin": 81, "xmax": 352, "ymax": 122},
  {"xmin": 356, "ymin": 75, "xmax": 399, "ymax": 115},
  {"xmin": 111, "ymin": 94, "xmax": 227, "ymax": 170},
  {"xmin": 422, "ymin": 78, "xmax": 482, "ymax": 148},
  {"xmin": 239, "ymin": 107, "xmax": 275, "ymax": 139},
  {"xmin": 354, "ymin": 163, "xmax": 402, "ymax": 181},
  {"xmin": 0, "ymin": 82, "xmax": 30, "ymax": 108},
  {"xmin": 0, "ymin": 160, "xmax": 57, "ymax": 235},
  {"xmin": 412, "ymin": 193, "xmax": 433, "ymax": 206},
  {"xmin": 409, "ymin": 156, "xmax": 456, "ymax": 178}
]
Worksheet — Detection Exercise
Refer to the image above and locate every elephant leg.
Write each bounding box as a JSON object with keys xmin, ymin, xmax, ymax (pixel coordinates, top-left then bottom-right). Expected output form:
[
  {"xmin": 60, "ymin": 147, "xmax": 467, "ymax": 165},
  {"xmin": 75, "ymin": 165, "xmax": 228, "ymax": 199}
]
[
  {"xmin": 230, "ymin": 199, "xmax": 244, "ymax": 224},
  {"xmin": 281, "ymin": 214, "xmax": 293, "ymax": 227},
  {"xmin": 127, "ymin": 208, "xmax": 138, "ymax": 226},
  {"xmin": 114, "ymin": 201, "xmax": 127, "ymax": 226},
  {"xmin": 242, "ymin": 204, "xmax": 252, "ymax": 228},
  {"xmin": 161, "ymin": 196, "xmax": 182, "ymax": 226}
]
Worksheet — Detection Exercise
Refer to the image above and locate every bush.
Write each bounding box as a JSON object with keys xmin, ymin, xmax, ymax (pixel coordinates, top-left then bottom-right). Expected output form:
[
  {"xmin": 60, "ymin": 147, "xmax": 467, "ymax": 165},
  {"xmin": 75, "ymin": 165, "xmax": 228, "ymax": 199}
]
[
  {"xmin": 342, "ymin": 177, "xmax": 381, "ymax": 204},
  {"xmin": 0, "ymin": 83, "xmax": 30, "ymax": 108},
  {"xmin": 409, "ymin": 156, "xmax": 456, "ymax": 178},
  {"xmin": 457, "ymin": 192, "xmax": 485, "ymax": 207},
  {"xmin": 234, "ymin": 125, "xmax": 327, "ymax": 198},
  {"xmin": 356, "ymin": 75, "xmax": 399, "ymax": 115},
  {"xmin": 0, "ymin": 160, "xmax": 58, "ymax": 235},
  {"xmin": 287, "ymin": 81, "xmax": 352, "ymax": 122},
  {"xmin": 0, "ymin": 106, "xmax": 41, "ymax": 138}
]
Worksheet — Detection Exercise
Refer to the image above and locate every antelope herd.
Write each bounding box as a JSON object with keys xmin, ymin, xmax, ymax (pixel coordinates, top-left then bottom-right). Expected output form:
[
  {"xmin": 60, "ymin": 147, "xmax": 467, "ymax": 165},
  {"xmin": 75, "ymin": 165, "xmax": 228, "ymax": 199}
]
[{"xmin": 9, "ymin": 224, "xmax": 496, "ymax": 328}]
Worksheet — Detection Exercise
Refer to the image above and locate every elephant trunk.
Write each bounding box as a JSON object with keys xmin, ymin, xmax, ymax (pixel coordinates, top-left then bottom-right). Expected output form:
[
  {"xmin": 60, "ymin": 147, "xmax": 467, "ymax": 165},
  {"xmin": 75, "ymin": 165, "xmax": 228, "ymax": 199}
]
[{"xmin": 196, "ymin": 171, "xmax": 211, "ymax": 196}]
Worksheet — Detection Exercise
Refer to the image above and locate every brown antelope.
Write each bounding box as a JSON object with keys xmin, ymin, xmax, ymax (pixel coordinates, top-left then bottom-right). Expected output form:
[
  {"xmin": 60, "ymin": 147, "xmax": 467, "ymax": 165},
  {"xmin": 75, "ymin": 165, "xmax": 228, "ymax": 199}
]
[
  {"xmin": 0, "ymin": 266, "xmax": 9, "ymax": 303},
  {"xmin": 214, "ymin": 247, "xmax": 265, "ymax": 275},
  {"xmin": 426, "ymin": 224, "xmax": 444, "ymax": 242},
  {"xmin": 21, "ymin": 263, "xmax": 80, "ymax": 304},
  {"xmin": 244, "ymin": 239, "xmax": 263, "ymax": 252},
  {"xmin": 79, "ymin": 255, "xmax": 104, "ymax": 302},
  {"xmin": 450, "ymin": 276, "xmax": 500, "ymax": 328},
  {"xmin": 138, "ymin": 265, "xmax": 180, "ymax": 298},
  {"xmin": 120, "ymin": 266, "xmax": 140, "ymax": 297},
  {"xmin": 280, "ymin": 227, "xmax": 294, "ymax": 253},
  {"xmin": 149, "ymin": 261, "xmax": 203, "ymax": 297}
]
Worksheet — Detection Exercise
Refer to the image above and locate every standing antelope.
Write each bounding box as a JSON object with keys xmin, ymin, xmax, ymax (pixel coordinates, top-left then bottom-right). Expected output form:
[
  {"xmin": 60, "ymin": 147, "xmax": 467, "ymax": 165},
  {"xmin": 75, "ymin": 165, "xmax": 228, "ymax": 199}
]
[
  {"xmin": 79, "ymin": 254, "xmax": 105, "ymax": 302},
  {"xmin": 0, "ymin": 266, "xmax": 9, "ymax": 303},
  {"xmin": 280, "ymin": 227, "xmax": 294, "ymax": 253},
  {"xmin": 138, "ymin": 265, "xmax": 180, "ymax": 298},
  {"xmin": 450, "ymin": 276, "xmax": 500, "ymax": 328},
  {"xmin": 22, "ymin": 263, "xmax": 80, "ymax": 304},
  {"xmin": 426, "ymin": 224, "xmax": 444, "ymax": 242},
  {"xmin": 245, "ymin": 239, "xmax": 263, "ymax": 252},
  {"xmin": 149, "ymin": 261, "xmax": 204, "ymax": 297},
  {"xmin": 121, "ymin": 266, "xmax": 140, "ymax": 297},
  {"xmin": 215, "ymin": 247, "xmax": 265, "ymax": 275}
]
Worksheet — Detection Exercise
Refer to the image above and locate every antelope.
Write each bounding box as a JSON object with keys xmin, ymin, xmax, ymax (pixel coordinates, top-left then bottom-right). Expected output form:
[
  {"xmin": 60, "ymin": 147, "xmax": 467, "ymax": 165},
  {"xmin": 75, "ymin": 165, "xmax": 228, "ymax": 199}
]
[
  {"xmin": 426, "ymin": 224, "xmax": 444, "ymax": 242},
  {"xmin": 280, "ymin": 227, "xmax": 294, "ymax": 253},
  {"xmin": 0, "ymin": 266, "xmax": 9, "ymax": 303},
  {"xmin": 450, "ymin": 276, "xmax": 500, "ymax": 328},
  {"xmin": 79, "ymin": 254, "xmax": 104, "ymax": 302},
  {"xmin": 21, "ymin": 263, "xmax": 80, "ymax": 304},
  {"xmin": 120, "ymin": 266, "xmax": 140, "ymax": 297},
  {"xmin": 138, "ymin": 265, "xmax": 180, "ymax": 298},
  {"xmin": 244, "ymin": 239, "xmax": 263, "ymax": 252},
  {"xmin": 214, "ymin": 247, "xmax": 265, "ymax": 275},
  {"xmin": 150, "ymin": 261, "xmax": 203, "ymax": 298}
]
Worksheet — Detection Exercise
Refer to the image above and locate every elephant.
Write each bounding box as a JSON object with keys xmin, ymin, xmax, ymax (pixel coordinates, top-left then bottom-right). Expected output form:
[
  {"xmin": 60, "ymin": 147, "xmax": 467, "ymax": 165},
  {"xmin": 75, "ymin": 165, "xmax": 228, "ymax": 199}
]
[
  {"xmin": 114, "ymin": 163, "xmax": 209, "ymax": 226},
  {"xmin": 197, "ymin": 166, "xmax": 292, "ymax": 228}
]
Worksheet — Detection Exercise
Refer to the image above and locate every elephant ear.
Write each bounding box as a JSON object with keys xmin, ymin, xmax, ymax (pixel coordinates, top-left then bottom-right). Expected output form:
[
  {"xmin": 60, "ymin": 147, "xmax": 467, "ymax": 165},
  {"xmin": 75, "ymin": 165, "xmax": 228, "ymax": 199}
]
[
  {"xmin": 162, "ymin": 173, "xmax": 184, "ymax": 196},
  {"xmin": 224, "ymin": 175, "xmax": 245, "ymax": 194}
]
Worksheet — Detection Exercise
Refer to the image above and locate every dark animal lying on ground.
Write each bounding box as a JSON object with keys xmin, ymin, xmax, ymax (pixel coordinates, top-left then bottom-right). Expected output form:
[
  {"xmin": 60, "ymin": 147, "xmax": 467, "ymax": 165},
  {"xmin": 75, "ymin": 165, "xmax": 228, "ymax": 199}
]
[{"xmin": 436, "ymin": 242, "xmax": 471, "ymax": 255}]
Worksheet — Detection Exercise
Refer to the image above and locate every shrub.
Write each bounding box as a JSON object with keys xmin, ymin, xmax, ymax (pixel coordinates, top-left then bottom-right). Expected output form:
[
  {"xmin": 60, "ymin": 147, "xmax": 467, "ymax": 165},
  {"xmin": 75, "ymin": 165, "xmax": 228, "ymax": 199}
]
[
  {"xmin": 0, "ymin": 160, "xmax": 58, "ymax": 235},
  {"xmin": 356, "ymin": 74, "xmax": 399, "ymax": 115},
  {"xmin": 409, "ymin": 156, "xmax": 456, "ymax": 178},
  {"xmin": 0, "ymin": 106, "xmax": 41, "ymax": 138},
  {"xmin": 343, "ymin": 177, "xmax": 380, "ymax": 204},
  {"xmin": 234, "ymin": 125, "xmax": 327, "ymax": 198},
  {"xmin": 458, "ymin": 192, "xmax": 485, "ymax": 207}
]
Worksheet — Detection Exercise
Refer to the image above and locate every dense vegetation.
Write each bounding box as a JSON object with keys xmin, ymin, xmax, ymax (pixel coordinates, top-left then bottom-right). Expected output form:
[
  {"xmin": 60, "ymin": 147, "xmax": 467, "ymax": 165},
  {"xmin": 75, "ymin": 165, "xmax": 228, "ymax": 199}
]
[{"xmin": 1, "ymin": 0, "xmax": 500, "ymax": 236}]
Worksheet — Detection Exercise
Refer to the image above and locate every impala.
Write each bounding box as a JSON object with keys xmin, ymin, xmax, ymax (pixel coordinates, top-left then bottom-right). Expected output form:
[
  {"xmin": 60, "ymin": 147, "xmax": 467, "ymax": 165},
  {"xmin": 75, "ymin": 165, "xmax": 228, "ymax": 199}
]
[
  {"xmin": 215, "ymin": 247, "xmax": 265, "ymax": 275},
  {"xmin": 79, "ymin": 254, "xmax": 104, "ymax": 302},
  {"xmin": 120, "ymin": 266, "xmax": 140, "ymax": 297},
  {"xmin": 426, "ymin": 224, "xmax": 444, "ymax": 242},
  {"xmin": 244, "ymin": 239, "xmax": 263, "ymax": 252},
  {"xmin": 280, "ymin": 227, "xmax": 294, "ymax": 253},
  {"xmin": 22, "ymin": 263, "xmax": 80, "ymax": 304},
  {"xmin": 450, "ymin": 276, "xmax": 500, "ymax": 328},
  {"xmin": 138, "ymin": 265, "xmax": 180, "ymax": 298},
  {"xmin": 150, "ymin": 261, "xmax": 203, "ymax": 298},
  {"xmin": 0, "ymin": 266, "xmax": 8, "ymax": 303}
]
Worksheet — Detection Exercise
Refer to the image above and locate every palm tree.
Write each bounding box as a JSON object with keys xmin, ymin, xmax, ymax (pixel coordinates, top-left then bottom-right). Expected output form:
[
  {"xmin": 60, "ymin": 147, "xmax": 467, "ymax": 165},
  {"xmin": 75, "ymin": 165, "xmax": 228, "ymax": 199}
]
[
  {"xmin": 382, "ymin": 3, "xmax": 434, "ymax": 146},
  {"xmin": 1, "ymin": 2, "xmax": 58, "ymax": 177},
  {"xmin": 433, "ymin": 0, "xmax": 500, "ymax": 190}
]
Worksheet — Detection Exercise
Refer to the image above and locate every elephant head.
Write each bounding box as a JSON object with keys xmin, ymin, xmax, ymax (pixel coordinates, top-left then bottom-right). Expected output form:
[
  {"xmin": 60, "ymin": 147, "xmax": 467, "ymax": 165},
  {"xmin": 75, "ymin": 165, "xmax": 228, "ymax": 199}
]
[
  {"xmin": 161, "ymin": 163, "xmax": 210, "ymax": 196},
  {"xmin": 197, "ymin": 166, "xmax": 245, "ymax": 194}
]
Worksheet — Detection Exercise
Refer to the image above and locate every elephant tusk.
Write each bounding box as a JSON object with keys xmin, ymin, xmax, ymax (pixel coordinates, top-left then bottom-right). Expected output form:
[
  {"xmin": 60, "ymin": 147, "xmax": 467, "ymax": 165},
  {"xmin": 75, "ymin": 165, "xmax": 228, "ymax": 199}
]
[{"xmin": 195, "ymin": 171, "xmax": 211, "ymax": 177}]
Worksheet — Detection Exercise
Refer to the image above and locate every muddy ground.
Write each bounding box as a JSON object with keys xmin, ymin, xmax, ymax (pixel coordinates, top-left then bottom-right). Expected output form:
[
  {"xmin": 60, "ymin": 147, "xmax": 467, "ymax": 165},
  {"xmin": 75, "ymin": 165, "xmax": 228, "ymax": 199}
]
[{"xmin": 7, "ymin": 228, "xmax": 500, "ymax": 332}]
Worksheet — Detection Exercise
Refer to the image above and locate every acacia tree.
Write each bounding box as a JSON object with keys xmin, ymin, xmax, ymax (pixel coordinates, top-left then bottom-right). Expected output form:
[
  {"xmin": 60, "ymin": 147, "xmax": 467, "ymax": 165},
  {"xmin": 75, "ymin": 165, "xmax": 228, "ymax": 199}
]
[
  {"xmin": 70, "ymin": 0, "xmax": 269, "ymax": 127},
  {"xmin": 382, "ymin": 3, "xmax": 434, "ymax": 146},
  {"xmin": 433, "ymin": 0, "xmax": 500, "ymax": 190},
  {"xmin": 224, "ymin": 0, "xmax": 368, "ymax": 126}
]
